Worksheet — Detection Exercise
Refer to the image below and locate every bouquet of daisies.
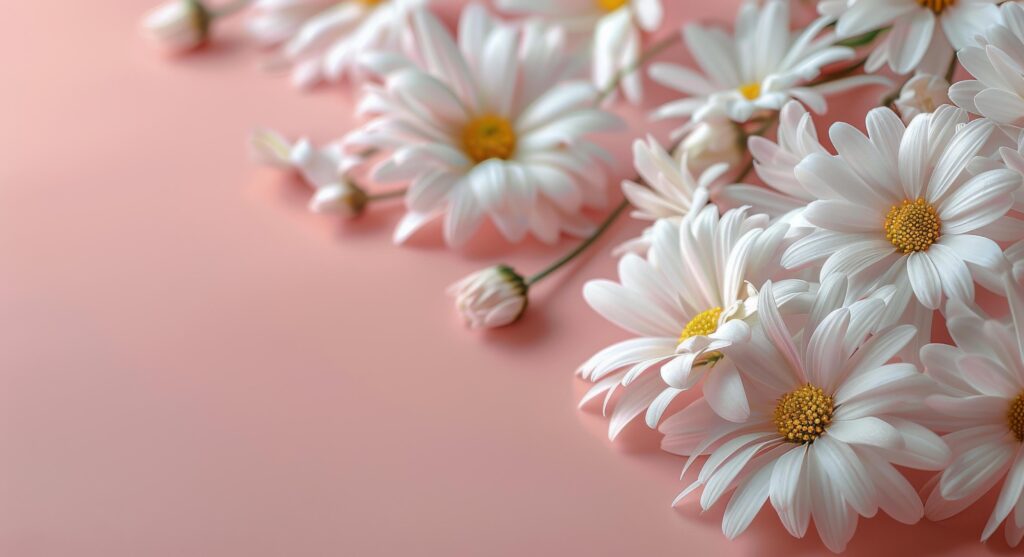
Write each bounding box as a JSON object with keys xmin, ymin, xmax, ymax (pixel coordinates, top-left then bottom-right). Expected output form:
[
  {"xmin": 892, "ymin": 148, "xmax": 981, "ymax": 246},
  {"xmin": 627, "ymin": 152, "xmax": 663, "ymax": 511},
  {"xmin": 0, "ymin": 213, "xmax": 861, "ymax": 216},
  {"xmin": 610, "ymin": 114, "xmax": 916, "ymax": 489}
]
[{"xmin": 143, "ymin": 0, "xmax": 1024, "ymax": 552}]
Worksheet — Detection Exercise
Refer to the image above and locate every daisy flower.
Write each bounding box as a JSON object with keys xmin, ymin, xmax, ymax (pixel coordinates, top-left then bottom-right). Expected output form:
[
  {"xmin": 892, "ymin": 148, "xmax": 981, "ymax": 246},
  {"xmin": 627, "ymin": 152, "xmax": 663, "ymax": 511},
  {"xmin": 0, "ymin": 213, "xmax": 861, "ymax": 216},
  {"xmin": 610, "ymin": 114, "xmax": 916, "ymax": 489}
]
[
  {"xmin": 949, "ymin": 2, "xmax": 1024, "ymax": 135},
  {"xmin": 649, "ymin": 0, "xmax": 883, "ymax": 133},
  {"xmin": 345, "ymin": 5, "xmax": 622, "ymax": 247},
  {"xmin": 831, "ymin": 0, "xmax": 999, "ymax": 75},
  {"xmin": 665, "ymin": 280, "xmax": 949, "ymax": 553},
  {"xmin": 579, "ymin": 205, "xmax": 804, "ymax": 438},
  {"xmin": 922, "ymin": 293, "xmax": 1024, "ymax": 546},
  {"xmin": 715, "ymin": 100, "xmax": 829, "ymax": 219},
  {"xmin": 495, "ymin": 0, "xmax": 664, "ymax": 104},
  {"xmin": 782, "ymin": 106, "xmax": 1021, "ymax": 317},
  {"xmin": 613, "ymin": 136, "xmax": 718, "ymax": 254},
  {"xmin": 247, "ymin": 0, "xmax": 425, "ymax": 89}
]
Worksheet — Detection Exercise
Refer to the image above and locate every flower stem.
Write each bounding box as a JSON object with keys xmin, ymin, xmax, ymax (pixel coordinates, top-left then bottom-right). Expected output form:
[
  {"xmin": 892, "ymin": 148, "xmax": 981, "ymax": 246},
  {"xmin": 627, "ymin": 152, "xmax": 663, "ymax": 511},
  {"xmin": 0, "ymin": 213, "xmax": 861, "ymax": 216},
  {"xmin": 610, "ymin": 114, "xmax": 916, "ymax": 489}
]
[
  {"xmin": 944, "ymin": 53, "xmax": 959, "ymax": 83},
  {"xmin": 595, "ymin": 32, "xmax": 681, "ymax": 104},
  {"xmin": 209, "ymin": 0, "xmax": 251, "ymax": 19},
  {"xmin": 367, "ymin": 188, "xmax": 407, "ymax": 202},
  {"xmin": 526, "ymin": 199, "xmax": 630, "ymax": 286}
]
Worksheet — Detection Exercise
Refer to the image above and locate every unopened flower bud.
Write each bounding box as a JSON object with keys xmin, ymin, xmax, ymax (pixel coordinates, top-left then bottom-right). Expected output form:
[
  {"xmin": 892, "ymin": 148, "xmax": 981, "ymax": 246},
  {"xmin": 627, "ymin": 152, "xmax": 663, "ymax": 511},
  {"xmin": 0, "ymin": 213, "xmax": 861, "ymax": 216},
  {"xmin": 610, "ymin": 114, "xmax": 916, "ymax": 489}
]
[
  {"xmin": 894, "ymin": 74, "xmax": 951, "ymax": 124},
  {"xmin": 142, "ymin": 0, "xmax": 211, "ymax": 51},
  {"xmin": 449, "ymin": 266, "xmax": 529, "ymax": 330},
  {"xmin": 675, "ymin": 118, "xmax": 744, "ymax": 176}
]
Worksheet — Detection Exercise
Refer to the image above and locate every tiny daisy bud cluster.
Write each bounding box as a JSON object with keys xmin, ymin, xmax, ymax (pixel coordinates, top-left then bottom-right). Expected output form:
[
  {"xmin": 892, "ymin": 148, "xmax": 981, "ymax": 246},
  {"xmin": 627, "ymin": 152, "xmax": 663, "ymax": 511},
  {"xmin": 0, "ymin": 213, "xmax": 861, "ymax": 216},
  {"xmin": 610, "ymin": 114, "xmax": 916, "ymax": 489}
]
[{"xmin": 774, "ymin": 385, "xmax": 834, "ymax": 444}]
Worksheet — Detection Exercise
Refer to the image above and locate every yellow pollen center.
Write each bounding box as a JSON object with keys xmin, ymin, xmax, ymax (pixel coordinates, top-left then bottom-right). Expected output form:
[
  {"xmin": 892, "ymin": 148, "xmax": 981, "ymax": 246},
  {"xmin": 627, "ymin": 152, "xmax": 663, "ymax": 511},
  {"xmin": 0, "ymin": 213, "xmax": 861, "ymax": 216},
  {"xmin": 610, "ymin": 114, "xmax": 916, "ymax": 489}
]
[
  {"xmin": 917, "ymin": 0, "xmax": 955, "ymax": 13},
  {"xmin": 596, "ymin": 0, "xmax": 629, "ymax": 11},
  {"xmin": 739, "ymin": 82, "xmax": 761, "ymax": 100},
  {"xmin": 774, "ymin": 384, "xmax": 834, "ymax": 444},
  {"xmin": 884, "ymin": 198, "xmax": 941, "ymax": 253},
  {"xmin": 356, "ymin": 0, "xmax": 385, "ymax": 6},
  {"xmin": 680, "ymin": 307, "xmax": 723, "ymax": 343},
  {"xmin": 462, "ymin": 114, "xmax": 516, "ymax": 163},
  {"xmin": 1009, "ymin": 393, "xmax": 1024, "ymax": 442}
]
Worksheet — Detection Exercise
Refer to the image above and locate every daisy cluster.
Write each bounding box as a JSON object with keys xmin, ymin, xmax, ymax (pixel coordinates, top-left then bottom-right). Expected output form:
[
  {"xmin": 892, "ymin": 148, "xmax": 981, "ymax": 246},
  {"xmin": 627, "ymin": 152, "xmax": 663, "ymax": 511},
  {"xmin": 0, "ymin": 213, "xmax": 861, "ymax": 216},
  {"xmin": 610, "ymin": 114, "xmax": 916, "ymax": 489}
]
[{"xmin": 141, "ymin": 0, "xmax": 1024, "ymax": 553}]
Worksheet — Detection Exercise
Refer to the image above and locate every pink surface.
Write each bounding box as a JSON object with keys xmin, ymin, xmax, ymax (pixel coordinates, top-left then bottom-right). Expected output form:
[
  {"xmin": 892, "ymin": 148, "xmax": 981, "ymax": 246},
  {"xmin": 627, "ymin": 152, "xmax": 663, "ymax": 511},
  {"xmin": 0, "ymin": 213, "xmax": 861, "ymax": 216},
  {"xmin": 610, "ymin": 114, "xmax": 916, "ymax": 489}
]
[{"xmin": 0, "ymin": 1, "xmax": 1014, "ymax": 556}]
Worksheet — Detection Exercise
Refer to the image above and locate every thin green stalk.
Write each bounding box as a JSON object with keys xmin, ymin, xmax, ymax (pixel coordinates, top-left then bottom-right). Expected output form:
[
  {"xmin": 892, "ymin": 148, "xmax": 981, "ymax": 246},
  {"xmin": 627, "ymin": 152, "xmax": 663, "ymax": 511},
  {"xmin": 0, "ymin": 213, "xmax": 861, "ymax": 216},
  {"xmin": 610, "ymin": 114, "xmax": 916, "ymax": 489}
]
[
  {"xmin": 595, "ymin": 33, "xmax": 681, "ymax": 104},
  {"xmin": 367, "ymin": 188, "xmax": 407, "ymax": 202},
  {"xmin": 526, "ymin": 199, "xmax": 630, "ymax": 286},
  {"xmin": 210, "ymin": 0, "xmax": 251, "ymax": 18}
]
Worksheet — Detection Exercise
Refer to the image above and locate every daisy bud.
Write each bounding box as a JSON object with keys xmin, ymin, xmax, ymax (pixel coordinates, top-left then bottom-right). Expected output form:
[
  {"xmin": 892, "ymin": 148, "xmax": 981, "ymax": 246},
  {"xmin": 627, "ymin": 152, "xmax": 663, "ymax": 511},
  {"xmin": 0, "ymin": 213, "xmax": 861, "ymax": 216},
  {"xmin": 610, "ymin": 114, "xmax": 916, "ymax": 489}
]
[
  {"xmin": 449, "ymin": 266, "xmax": 529, "ymax": 330},
  {"xmin": 894, "ymin": 74, "xmax": 951, "ymax": 124},
  {"xmin": 142, "ymin": 0, "xmax": 211, "ymax": 51},
  {"xmin": 308, "ymin": 181, "xmax": 368, "ymax": 218},
  {"xmin": 675, "ymin": 118, "xmax": 744, "ymax": 176}
]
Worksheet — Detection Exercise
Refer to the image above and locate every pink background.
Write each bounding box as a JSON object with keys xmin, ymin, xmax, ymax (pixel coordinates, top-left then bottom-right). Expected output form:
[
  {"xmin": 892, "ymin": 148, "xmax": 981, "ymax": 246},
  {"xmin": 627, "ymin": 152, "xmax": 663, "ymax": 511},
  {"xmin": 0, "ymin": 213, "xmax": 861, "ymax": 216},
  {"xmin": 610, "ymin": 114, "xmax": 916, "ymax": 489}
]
[{"xmin": 0, "ymin": 1, "xmax": 1015, "ymax": 555}]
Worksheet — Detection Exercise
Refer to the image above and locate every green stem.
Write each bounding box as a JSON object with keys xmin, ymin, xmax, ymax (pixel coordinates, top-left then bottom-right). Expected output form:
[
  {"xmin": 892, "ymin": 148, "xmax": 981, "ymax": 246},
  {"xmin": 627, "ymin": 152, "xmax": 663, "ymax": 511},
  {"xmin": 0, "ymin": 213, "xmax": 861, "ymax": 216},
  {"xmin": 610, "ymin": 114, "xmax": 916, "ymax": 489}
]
[
  {"xmin": 526, "ymin": 199, "xmax": 630, "ymax": 286},
  {"xmin": 944, "ymin": 53, "xmax": 959, "ymax": 83},
  {"xmin": 595, "ymin": 32, "xmax": 681, "ymax": 104},
  {"xmin": 367, "ymin": 188, "xmax": 407, "ymax": 202},
  {"xmin": 209, "ymin": 0, "xmax": 251, "ymax": 19}
]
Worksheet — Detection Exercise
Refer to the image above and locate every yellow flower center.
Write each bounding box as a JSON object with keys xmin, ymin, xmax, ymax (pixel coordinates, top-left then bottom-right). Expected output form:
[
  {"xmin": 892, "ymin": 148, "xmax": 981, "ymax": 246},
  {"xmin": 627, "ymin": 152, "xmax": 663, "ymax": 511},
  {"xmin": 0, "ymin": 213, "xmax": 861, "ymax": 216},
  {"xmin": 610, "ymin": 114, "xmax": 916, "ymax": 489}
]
[
  {"xmin": 355, "ymin": 0, "xmax": 385, "ymax": 6},
  {"xmin": 884, "ymin": 198, "xmax": 941, "ymax": 253},
  {"xmin": 1009, "ymin": 393, "xmax": 1024, "ymax": 442},
  {"xmin": 596, "ymin": 0, "xmax": 629, "ymax": 11},
  {"xmin": 738, "ymin": 82, "xmax": 761, "ymax": 101},
  {"xmin": 774, "ymin": 384, "xmax": 834, "ymax": 444},
  {"xmin": 462, "ymin": 114, "xmax": 517, "ymax": 163},
  {"xmin": 917, "ymin": 0, "xmax": 955, "ymax": 14},
  {"xmin": 680, "ymin": 307, "xmax": 723, "ymax": 343}
]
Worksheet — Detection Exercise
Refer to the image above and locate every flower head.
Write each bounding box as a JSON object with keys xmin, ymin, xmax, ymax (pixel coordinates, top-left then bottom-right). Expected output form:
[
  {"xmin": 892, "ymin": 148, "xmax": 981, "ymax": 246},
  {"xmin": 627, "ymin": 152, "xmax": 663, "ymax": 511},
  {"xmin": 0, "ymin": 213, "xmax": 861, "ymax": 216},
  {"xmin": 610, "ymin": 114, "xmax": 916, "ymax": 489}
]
[
  {"xmin": 783, "ymin": 106, "xmax": 1021, "ymax": 313},
  {"xmin": 580, "ymin": 206, "xmax": 803, "ymax": 439},
  {"xmin": 346, "ymin": 5, "xmax": 622, "ymax": 248},
  {"xmin": 248, "ymin": 0, "xmax": 426, "ymax": 88},
  {"xmin": 650, "ymin": 0, "xmax": 883, "ymax": 133},
  {"xmin": 948, "ymin": 2, "xmax": 1024, "ymax": 134},
  {"xmin": 664, "ymin": 280, "xmax": 949, "ymax": 553},
  {"xmin": 142, "ymin": 0, "xmax": 210, "ymax": 51},
  {"xmin": 922, "ymin": 294, "xmax": 1024, "ymax": 546},
  {"xmin": 251, "ymin": 129, "xmax": 367, "ymax": 217},
  {"xmin": 831, "ymin": 0, "xmax": 999, "ymax": 75},
  {"xmin": 895, "ymin": 74, "xmax": 951, "ymax": 124},
  {"xmin": 449, "ymin": 265, "xmax": 528, "ymax": 329},
  {"xmin": 676, "ymin": 117, "xmax": 745, "ymax": 176},
  {"xmin": 496, "ymin": 0, "xmax": 664, "ymax": 104}
]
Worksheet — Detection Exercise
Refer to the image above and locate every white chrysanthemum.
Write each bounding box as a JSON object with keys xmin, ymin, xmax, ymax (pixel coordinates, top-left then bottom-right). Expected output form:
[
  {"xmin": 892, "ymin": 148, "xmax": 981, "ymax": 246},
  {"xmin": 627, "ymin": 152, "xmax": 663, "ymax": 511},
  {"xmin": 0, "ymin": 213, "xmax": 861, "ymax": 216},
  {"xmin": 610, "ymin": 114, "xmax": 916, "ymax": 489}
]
[
  {"xmin": 649, "ymin": 0, "xmax": 884, "ymax": 132},
  {"xmin": 248, "ymin": 0, "xmax": 425, "ymax": 88},
  {"xmin": 664, "ymin": 280, "xmax": 949, "ymax": 553},
  {"xmin": 922, "ymin": 294, "xmax": 1024, "ymax": 546},
  {"xmin": 949, "ymin": 3, "xmax": 1024, "ymax": 135},
  {"xmin": 579, "ymin": 206, "xmax": 804, "ymax": 438},
  {"xmin": 783, "ymin": 106, "xmax": 1021, "ymax": 316},
  {"xmin": 715, "ymin": 100, "xmax": 828, "ymax": 219},
  {"xmin": 251, "ymin": 129, "xmax": 367, "ymax": 216},
  {"xmin": 496, "ymin": 0, "xmax": 664, "ymax": 104},
  {"xmin": 830, "ymin": 0, "xmax": 998, "ymax": 75},
  {"xmin": 614, "ymin": 136, "xmax": 718, "ymax": 254},
  {"xmin": 895, "ymin": 74, "xmax": 951, "ymax": 124},
  {"xmin": 345, "ymin": 5, "xmax": 622, "ymax": 247}
]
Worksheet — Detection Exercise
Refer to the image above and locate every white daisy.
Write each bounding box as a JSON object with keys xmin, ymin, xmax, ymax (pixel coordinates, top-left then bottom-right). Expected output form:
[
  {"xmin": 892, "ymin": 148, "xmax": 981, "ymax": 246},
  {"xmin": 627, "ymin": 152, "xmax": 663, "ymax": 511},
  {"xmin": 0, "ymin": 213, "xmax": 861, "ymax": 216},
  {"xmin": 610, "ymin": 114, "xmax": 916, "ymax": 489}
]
[
  {"xmin": 922, "ymin": 292, "xmax": 1024, "ymax": 546},
  {"xmin": 831, "ymin": 0, "xmax": 999, "ymax": 75},
  {"xmin": 894, "ymin": 73, "xmax": 951, "ymax": 124},
  {"xmin": 247, "ymin": 0, "xmax": 425, "ymax": 89},
  {"xmin": 579, "ymin": 205, "xmax": 804, "ymax": 439},
  {"xmin": 782, "ymin": 106, "xmax": 1021, "ymax": 315},
  {"xmin": 345, "ymin": 5, "xmax": 622, "ymax": 247},
  {"xmin": 664, "ymin": 280, "xmax": 949, "ymax": 553},
  {"xmin": 949, "ymin": 2, "xmax": 1024, "ymax": 135},
  {"xmin": 715, "ymin": 100, "xmax": 829, "ymax": 219},
  {"xmin": 649, "ymin": 0, "xmax": 883, "ymax": 133},
  {"xmin": 496, "ymin": 0, "xmax": 664, "ymax": 104},
  {"xmin": 613, "ymin": 136, "xmax": 718, "ymax": 254}
]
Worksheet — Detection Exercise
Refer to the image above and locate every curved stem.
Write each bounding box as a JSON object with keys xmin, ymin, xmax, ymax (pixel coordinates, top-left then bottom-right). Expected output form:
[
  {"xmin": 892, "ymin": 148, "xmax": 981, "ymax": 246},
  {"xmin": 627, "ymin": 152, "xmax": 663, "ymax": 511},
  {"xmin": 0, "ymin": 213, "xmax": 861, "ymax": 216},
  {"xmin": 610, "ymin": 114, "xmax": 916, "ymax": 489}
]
[
  {"xmin": 595, "ymin": 32, "xmax": 681, "ymax": 104},
  {"xmin": 209, "ymin": 0, "xmax": 251, "ymax": 19},
  {"xmin": 526, "ymin": 199, "xmax": 630, "ymax": 286}
]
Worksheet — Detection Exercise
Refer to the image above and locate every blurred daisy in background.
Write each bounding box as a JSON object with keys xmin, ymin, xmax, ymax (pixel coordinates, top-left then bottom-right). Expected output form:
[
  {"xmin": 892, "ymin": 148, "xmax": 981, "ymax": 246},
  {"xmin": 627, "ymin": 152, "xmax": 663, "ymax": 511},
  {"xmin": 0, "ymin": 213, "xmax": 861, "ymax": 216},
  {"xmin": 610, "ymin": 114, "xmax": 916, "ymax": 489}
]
[
  {"xmin": 248, "ymin": 0, "xmax": 426, "ymax": 88},
  {"xmin": 345, "ymin": 5, "xmax": 622, "ymax": 247},
  {"xmin": 496, "ymin": 0, "xmax": 664, "ymax": 104},
  {"xmin": 650, "ymin": 0, "xmax": 885, "ymax": 135}
]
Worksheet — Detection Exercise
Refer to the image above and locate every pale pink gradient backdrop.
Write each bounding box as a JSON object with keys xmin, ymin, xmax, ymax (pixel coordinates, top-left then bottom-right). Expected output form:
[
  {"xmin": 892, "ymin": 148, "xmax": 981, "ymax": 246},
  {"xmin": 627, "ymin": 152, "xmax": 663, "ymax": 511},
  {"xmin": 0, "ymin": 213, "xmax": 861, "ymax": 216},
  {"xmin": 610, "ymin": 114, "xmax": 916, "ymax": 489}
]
[{"xmin": 0, "ymin": 1, "xmax": 1013, "ymax": 555}]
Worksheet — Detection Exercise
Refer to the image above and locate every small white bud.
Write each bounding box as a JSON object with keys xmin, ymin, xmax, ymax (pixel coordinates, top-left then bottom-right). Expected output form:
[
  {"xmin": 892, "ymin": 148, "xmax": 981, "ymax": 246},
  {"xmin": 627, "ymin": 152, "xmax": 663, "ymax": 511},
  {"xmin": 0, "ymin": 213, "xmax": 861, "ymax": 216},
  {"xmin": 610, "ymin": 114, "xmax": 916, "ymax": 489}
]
[
  {"xmin": 894, "ymin": 74, "xmax": 951, "ymax": 124},
  {"xmin": 449, "ymin": 266, "xmax": 529, "ymax": 330},
  {"xmin": 142, "ymin": 0, "xmax": 211, "ymax": 51},
  {"xmin": 675, "ymin": 118, "xmax": 745, "ymax": 177}
]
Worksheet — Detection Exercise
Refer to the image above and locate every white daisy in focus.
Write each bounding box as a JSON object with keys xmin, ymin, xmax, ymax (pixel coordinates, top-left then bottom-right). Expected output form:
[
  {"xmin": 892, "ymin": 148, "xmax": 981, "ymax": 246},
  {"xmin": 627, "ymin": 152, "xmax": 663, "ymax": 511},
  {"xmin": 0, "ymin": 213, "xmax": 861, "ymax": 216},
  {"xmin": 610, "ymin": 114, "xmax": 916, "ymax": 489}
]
[
  {"xmin": 715, "ymin": 100, "xmax": 829, "ymax": 219},
  {"xmin": 948, "ymin": 2, "xmax": 1024, "ymax": 135},
  {"xmin": 614, "ymin": 136, "xmax": 718, "ymax": 254},
  {"xmin": 922, "ymin": 293, "xmax": 1024, "ymax": 546},
  {"xmin": 782, "ymin": 106, "xmax": 1020, "ymax": 316},
  {"xmin": 831, "ymin": 0, "xmax": 999, "ymax": 75},
  {"xmin": 345, "ymin": 5, "xmax": 622, "ymax": 248},
  {"xmin": 649, "ymin": 0, "xmax": 885, "ymax": 133},
  {"xmin": 665, "ymin": 281, "xmax": 949, "ymax": 553},
  {"xmin": 496, "ymin": 0, "xmax": 664, "ymax": 104},
  {"xmin": 251, "ymin": 129, "xmax": 368, "ymax": 216},
  {"xmin": 895, "ymin": 74, "xmax": 951, "ymax": 124},
  {"xmin": 247, "ymin": 0, "xmax": 425, "ymax": 89},
  {"xmin": 579, "ymin": 206, "xmax": 805, "ymax": 439}
]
